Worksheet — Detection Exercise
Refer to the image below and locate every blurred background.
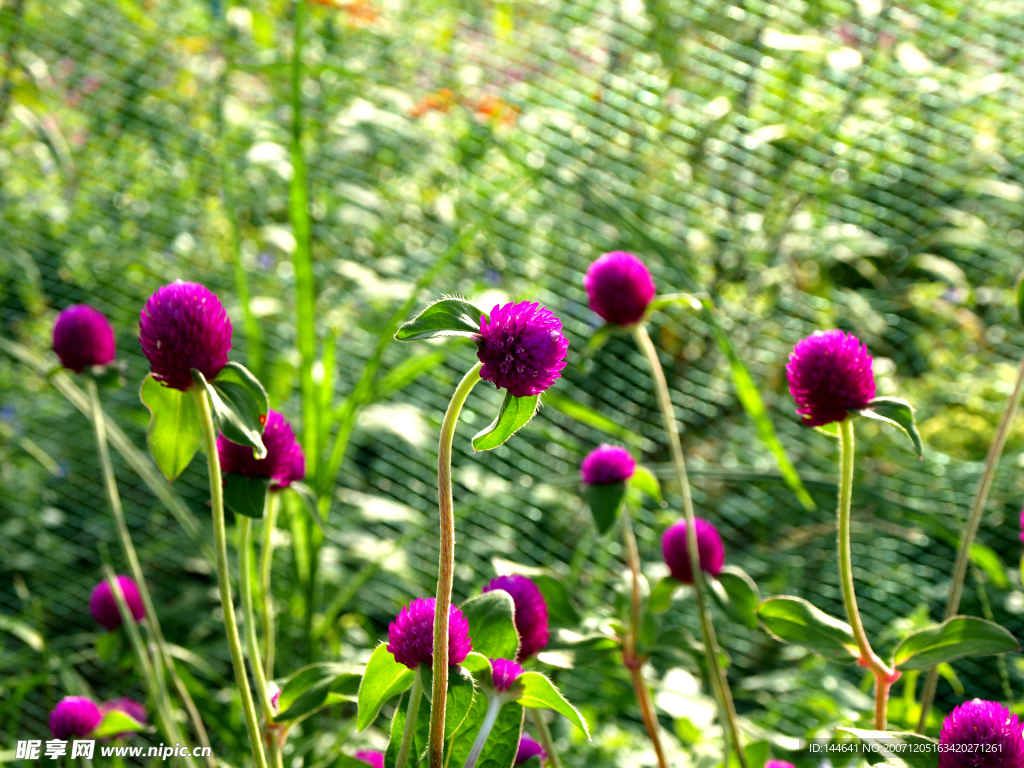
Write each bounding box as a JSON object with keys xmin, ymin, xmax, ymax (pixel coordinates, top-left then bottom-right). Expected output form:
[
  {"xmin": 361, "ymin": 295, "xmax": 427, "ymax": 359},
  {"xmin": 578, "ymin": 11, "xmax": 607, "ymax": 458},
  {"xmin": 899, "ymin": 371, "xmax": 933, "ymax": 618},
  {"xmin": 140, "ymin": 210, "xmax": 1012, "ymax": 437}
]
[{"xmin": 3, "ymin": 0, "xmax": 1024, "ymax": 764}]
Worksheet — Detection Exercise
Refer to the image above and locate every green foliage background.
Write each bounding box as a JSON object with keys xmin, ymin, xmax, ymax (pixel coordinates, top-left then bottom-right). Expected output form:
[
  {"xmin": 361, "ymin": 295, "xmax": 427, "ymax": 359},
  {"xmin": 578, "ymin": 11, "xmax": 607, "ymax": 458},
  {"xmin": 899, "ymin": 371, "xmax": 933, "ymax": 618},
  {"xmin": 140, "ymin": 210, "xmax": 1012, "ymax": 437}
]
[{"xmin": 3, "ymin": 0, "xmax": 1024, "ymax": 764}]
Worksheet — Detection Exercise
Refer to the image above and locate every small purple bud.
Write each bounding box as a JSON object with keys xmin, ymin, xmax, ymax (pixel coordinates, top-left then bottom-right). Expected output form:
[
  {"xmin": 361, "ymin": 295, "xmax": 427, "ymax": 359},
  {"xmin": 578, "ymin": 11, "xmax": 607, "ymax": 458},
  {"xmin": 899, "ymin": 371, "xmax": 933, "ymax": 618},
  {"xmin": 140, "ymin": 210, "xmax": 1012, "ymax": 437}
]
[
  {"xmin": 53, "ymin": 305, "xmax": 117, "ymax": 373},
  {"xmin": 490, "ymin": 658, "xmax": 523, "ymax": 692},
  {"xmin": 786, "ymin": 330, "xmax": 876, "ymax": 428},
  {"xmin": 515, "ymin": 735, "xmax": 546, "ymax": 765},
  {"xmin": 583, "ymin": 251, "xmax": 657, "ymax": 326},
  {"xmin": 50, "ymin": 696, "xmax": 102, "ymax": 739},
  {"xmin": 765, "ymin": 762, "xmax": 795, "ymax": 768},
  {"xmin": 939, "ymin": 699, "xmax": 1024, "ymax": 768},
  {"xmin": 1019, "ymin": 508, "xmax": 1023, "ymax": 545},
  {"xmin": 387, "ymin": 598, "xmax": 472, "ymax": 670},
  {"xmin": 354, "ymin": 751, "xmax": 384, "ymax": 768},
  {"xmin": 661, "ymin": 518, "xmax": 725, "ymax": 584},
  {"xmin": 476, "ymin": 301, "xmax": 569, "ymax": 398},
  {"xmin": 90, "ymin": 576, "xmax": 145, "ymax": 631},
  {"xmin": 580, "ymin": 444, "xmax": 636, "ymax": 485},
  {"xmin": 217, "ymin": 409, "xmax": 305, "ymax": 490},
  {"xmin": 139, "ymin": 281, "xmax": 232, "ymax": 391},
  {"xmin": 98, "ymin": 698, "xmax": 147, "ymax": 738},
  {"xmin": 483, "ymin": 575, "xmax": 550, "ymax": 661}
]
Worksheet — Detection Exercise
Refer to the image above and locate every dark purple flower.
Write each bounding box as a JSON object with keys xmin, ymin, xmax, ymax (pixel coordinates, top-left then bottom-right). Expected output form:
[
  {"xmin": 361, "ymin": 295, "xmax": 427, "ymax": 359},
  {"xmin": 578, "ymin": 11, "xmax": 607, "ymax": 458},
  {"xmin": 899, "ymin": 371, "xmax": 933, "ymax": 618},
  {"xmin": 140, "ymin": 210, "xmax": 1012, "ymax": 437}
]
[
  {"xmin": 476, "ymin": 302, "xmax": 569, "ymax": 398},
  {"xmin": 354, "ymin": 751, "xmax": 385, "ymax": 768},
  {"xmin": 387, "ymin": 598, "xmax": 472, "ymax": 670},
  {"xmin": 583, "ymin": 251, "xmax": 657, "ymax": 326},
  {"xmin": 580, "ymin": 445, "xmax": 636, "ymax": 485},
  {"xmin": 1019, "ymin": 508, "xmax": 1023, "ymax": 545},
  {"xmin": 490, "ymin": 658, "xmax": 524, "ymax": 693},
  {"xmin": 939, "ymin": 699, "xmax": 1024, "ymax": 768},
  {"xmin": 139, "ymin": 282, "xmax": 232, "ymax": 391},
  {"xmin": 269, "ymin": 683, "xmax": 281, "ymax": 713},
  {"xmin": 90, "ymin": 576, "xmax": 145, "ymax": 631},
  {"xmin": 786, "ymin": 330, "xmax": 876, "ymax": 428},
  {"xmin": 99, "ymin": 698, "xmax": 147, "ymax": 738},
  {"xmin": 53, "ymin": 305, "xmax": 117, "ymax": 373},
  {"xmin": 765, "ymin": 762, "xmax": 795, "ymax": 768},
  {"xmin": 483, "ymin": 575, "xmax": 550, "ymax": 661},
  {"xmin": 661, "ymin": 518, "xmax": 725, "ymax": 584},
  {"xmin": 50, "ymin": 696, "xmax": 102, "ymax": 739},
  {"xmin": 217, "ymin": 409, "xmax": 304, "ymax": 489},
  {"xmin": 515, "ymin": 735, "xmax": 546, "ymax": 765}
]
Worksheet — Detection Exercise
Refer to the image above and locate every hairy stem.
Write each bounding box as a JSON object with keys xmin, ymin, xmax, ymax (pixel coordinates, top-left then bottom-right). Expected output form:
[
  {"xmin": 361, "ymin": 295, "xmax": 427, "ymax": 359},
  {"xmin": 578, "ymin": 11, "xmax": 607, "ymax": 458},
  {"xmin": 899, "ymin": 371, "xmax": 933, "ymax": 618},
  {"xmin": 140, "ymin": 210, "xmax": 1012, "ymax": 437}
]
[
  {"xmin": 260, "ymin": 492, "xmax": 280, "ymax": 680},
  {"xmin": 530, "ymin": 710, "xmax": 562, "ymax": 768},
  {"xmin": 916, "ymin": 353, "xmax": 1024, "ymax": 731},
  {"xmin": 396, "ymin": 669, "xmax": 424, "ymax": 768},
  {"xmin": 192, "ymin": 387, "xmax": 269, "ymax": 768},
  {"xmin": 633, "ymin": 324, "xmax": 747, "ymax": 767},
  {"xmin": 429, "ymin": 363, "xmax": 483, "ymax": 768},
  {"xmin": 462, "ymin": 695, "xmax": 503, "ymax": 768}
]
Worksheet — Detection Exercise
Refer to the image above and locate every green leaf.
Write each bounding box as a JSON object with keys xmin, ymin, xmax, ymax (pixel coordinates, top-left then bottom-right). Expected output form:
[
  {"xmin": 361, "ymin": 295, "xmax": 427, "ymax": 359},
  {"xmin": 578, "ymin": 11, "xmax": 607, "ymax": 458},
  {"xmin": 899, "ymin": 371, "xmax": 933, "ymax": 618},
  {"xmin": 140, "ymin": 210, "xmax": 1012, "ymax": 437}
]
[
  {"xmin": 757, "ymin": 596, "xmax": 860, "ymax": 662},
  {"xmin": 648, "ymin": 576, "xmax": 681, "ymax": 615},
  {"xmin": 0, "ymin": 613, "xmax": 44, "ymax": 653},
  {"xmin": 203, "ymin": 362, "xmax": 269, "ymax": 459},
  {"xmin": 893, "ymin": 616, "xmax": 1019, "ymax": 670},
  {"xmin": 356, "ymin": 644, "xmax": 416, "ymax": 731},
  {"xmin": 542, "ymin": 391, "xmax": 643, "ymax": 448},
  {"xmin": 491, "ymin": 559, "xmax": 581, "ymax": 627},
  {"xmin": 583, "ymin": 481, "xmax": 626, "ymax": 535},
  {"xmin": 447, "ymin": 697, "xmax": 524, "ymax": 768},
  {"xmin": 384, "ymin": 690, "xmax": 429, "ymax": 768},
  {"xmin": 421, "ymin": 663, "xmax": 477, "ymax": 739},
  {"xmin": 395, "ymin": 297, "xmax": 486, "ymax": 341},
  {"xmin": 375, "ymin": 351, "xmax": 446, "ymax": 401},
  {"xmin": 274, "ymin": 662, "xmax": 363, "ymax": 723},
  {"xmin": 95, "ymin": 630, "xmax": 121, "ymax": 662},
  {"xmin": 461, "ymin": 651, "xmax": 492, "ymax": 674},
  {"xmin": 224, "ymin": 474, "xmax": 270, "ymax": 519},
  {"xmin": 630, "ymin": 465, "xmax": 662, "ymax": 504},
  {"xmin": 139, "ymin": 374, "xmax": 202, "ymax": 482},
  {"xmin": 837, "ymin": 728, "xmax": 939, "ymax": 768},
  {"xmin": 461, "ymin": 590, "xmax": 520, "ymax": 660},
  {"xmin": 709, "ymin": 566, "xmax": 760, "ymax": 630},
  {"xmin": 970, "ymin": 543, "xmax": 1009, "ymax": 590},
  {"xmin": 725, "ymin": 740, "xmax": 769, "ymax": 768},
  {"xmin": 90, "ymin": 709, "xmax": 150, "ymax": 738},
  {"xmin": 517, "ymin": 672, "xmax": 589, "ymax": 738},
  {"xmin": 648, "ymin": 292, "xmax": 702, "ymax": 313},
  {"xmin": 472, "ymin": 392, "xmax": 540, "ymax": 452},
  {"xmin": 860, "ymin": 397, "xmax": 924, "ymax": 459},
  {"xmin": 542, "ymin": 630, "xmax": 619, "ymax": 667}
]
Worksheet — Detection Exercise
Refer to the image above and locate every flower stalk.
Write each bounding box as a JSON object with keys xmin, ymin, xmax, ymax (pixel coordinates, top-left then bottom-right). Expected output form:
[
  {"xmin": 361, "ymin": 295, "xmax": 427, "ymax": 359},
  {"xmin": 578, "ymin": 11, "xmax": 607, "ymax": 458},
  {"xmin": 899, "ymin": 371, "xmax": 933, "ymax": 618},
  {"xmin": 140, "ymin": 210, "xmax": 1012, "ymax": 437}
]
[
  {"xmin": 530, "ymin": 710, "xmax": 562, "ymax": 768},
  {"xmin": 260, "ymin": 492, "xmax": 280, "ymax": 679},
  {"xmin": 238, "ymin": 515, "xmax": 274, "ymax": 721},
  {"xmin": 462, "ymin": 694, "xmax": 503, "ymax": 768},
  {"xmin": 395, "ymin": 669, "xmax": 424, "ymax": 768}
]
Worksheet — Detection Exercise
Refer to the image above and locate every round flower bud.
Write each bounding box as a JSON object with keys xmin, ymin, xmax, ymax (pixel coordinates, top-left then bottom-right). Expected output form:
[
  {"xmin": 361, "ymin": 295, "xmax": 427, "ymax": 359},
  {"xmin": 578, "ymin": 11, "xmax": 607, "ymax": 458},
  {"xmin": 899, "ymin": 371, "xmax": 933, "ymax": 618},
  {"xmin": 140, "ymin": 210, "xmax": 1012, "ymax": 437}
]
[
  {"xmin": 1019, "ymin": 508, "xmax": 1023, "ymax": 545},
  {"xmin": 483, "ymin": 575, "xmax": 550, "ymax": 661},
  {"xmin": 90, "ymin": 576, "xmax": 145, "ymax": 631},
  {"xmin": 583, "ymin": 251, "xmax": 656, "ymax": 326},
  {"xmin": 580, "ymin": 444, "xmax": 636, "ymax": 485},
  {"xmin": 50, "ymin": 696, "xmax": 102, "ymax": 739},
  {"xmin": 387, "ymin": 597, "xmax": 472, "ymax": 670},
  {"xmin": 786, "ymin": 330, "xmax": 876, "ymax": 428},
  {"xmin": 99, "ymin": 698, "xmax": 147, "ymax": 738},
  {"xmin": 939, "ymin": 699, "xmax": 1024, "ymax": 768},
  {"xmin": 490, "ymin": 658, "xmax": 524, "ymax": 693},
  {"xmin": 53, "ymin": 305, "xmax": 117, "ymax": 373},
  {"xmin": 355, "ymin": 751, "xmax": 384, "ymax": 768},
  {"xmin": 476, "ymin": 302, "xmax": 569, "ymax": 398},
  {"xmin": 515, "ymin": 735, "xmax": 546, "ymax": 765},
  {"xmin": 218, "ymin": 409, "xmax": 305, "ymax": 490},
  {"xmin": 661, "ymin": 518, "xmax": 725, "ymax": 584},
  {"xmin": 139, "ymin": 282, "xmax": 232, "ymax": 391},
  {"xmin": 765, "ymin": 762, "xmax": 796, "ymax": 768}
]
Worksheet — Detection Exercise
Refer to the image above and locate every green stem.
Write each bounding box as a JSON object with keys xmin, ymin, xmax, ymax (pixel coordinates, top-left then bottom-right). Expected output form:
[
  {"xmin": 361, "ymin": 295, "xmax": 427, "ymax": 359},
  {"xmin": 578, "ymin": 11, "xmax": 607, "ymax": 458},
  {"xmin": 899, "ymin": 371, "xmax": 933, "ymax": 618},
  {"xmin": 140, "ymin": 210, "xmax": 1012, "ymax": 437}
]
[
  {"xmin": 428, "ymin": 363, "xmax": 483, "ymax": 768},
  {"xmin": 86, "ymin": 379, "xmax": 212, "ymax": 765},
  {"xmin": 916, "ymin": 352, "xmax": 1024, "ymax": 731},
  {"xmin": 462, "ymin": 695, "xmax": 502, "ymax": 768},
  {"xmin": 239, "ymin": 514, "xmax": 274, "ymax": 724},
  {"xmin": 633, "ymin": 324, "xmax": 747, "ymax": 768},
  {"xmin": 260, "ymin": 492, "xmax": 280, "ymax": 680},
  {"xmin": 396, "ymin": 669, "xmax": 424, "ymax": 768},
  {"xmin": 191, "ymin": 387, "xmax": 270, "ymax": 768},
  {"xmin": 530, "ymin": 710, "xmax": 561, "ymax": 768}
]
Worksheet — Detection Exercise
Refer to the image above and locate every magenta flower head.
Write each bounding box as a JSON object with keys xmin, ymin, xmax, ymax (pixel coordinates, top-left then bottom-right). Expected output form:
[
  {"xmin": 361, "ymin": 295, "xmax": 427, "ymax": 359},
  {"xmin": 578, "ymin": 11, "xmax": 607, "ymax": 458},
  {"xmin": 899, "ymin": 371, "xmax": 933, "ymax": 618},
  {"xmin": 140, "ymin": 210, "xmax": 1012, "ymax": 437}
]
[
  {"xmin": 786, "ymin": 330, "xmax": 876, "ymax": 428},
  {"xmin": 50, "ymin": 696, "xmax": 102, "ymax": 739},
  {"xmin": 1019, "ymin": 508, "xmax": 1024, "ymax": 545},
  {"xmin": 515, "ymin": 735, "xmax": 546, "ymax": 765},
  {"xmin": 483, "ymin": 575, "xmax": 550, "ymax": 661},
  {"xmin": 53, "ymin": 305, "xmax": 117, "ymax": 373},
  {"xmin": 387, "ymin": 597, "xmax": 472, "ymax": 670},
  {"xmin": 581, "ymin": 444, "xmax": 636, "ymax": 485},
  {"xmin": 765, "ymin": 762, "xmax": 795, "ymax": 768},
  {"xmin": 490, "ymin": 658, "xmax": 524, "ymax": 693},
  {"xmin": 90, "ymin": 576, "xmax": 145, "ymax": 631},
  {"xmin": 99, "ymin": 698, "xmax": 147, "ymax": 738},
  {"xmin": 139, "ymin": 281, "xmax": 232, "ymax": 391},
  {"xmin": 584, "ymin": 251, "xmax": 656, "ymax": 326},
  {"xmin": 938, "ymin": 699, "xmax": 1024, "ymax": 768},
  {"xmin": 475, "ymin": 302, "xmax": 569, "ymax": 397},
  {"xmin": 661, "ymin": 518, "xmax": 725, "ymax": 584},
  {"xmin": 355, "ymin": 751, "xmax": 385, "ymax": 768},
  {"xmin": 217, "ymin": 409, "xmax": 305, "ymax": 489}
]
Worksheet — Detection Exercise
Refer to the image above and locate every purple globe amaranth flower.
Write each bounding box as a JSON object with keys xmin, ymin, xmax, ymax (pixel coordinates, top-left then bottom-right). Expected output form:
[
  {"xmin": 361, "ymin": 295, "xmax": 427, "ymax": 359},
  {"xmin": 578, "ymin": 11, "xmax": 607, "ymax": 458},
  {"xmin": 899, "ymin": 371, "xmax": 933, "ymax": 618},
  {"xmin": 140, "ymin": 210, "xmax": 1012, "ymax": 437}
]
[
  {"xmin": 90, "ymin": 576, "xmax": 145, "ymax": 631},
  {"xmin": 1019, "ymin": 508, "xmax": 1024, "ymax": 545},
  {"xmin": 939, "ymin": 699, "xmax": 1024, "ymax": 768},
  {"xmin": 483, "ymin": 575, "xmax": 550, "ymax": 661},
  {"xmin": 476, "ymin": 302, "xmax": 569, "ymax": 398},
  {"xmin": 218, "ymin": 409, "xmax": 304, "ymax": 489},
  {"xmin": 581, "ymin": 444, "xmax": 636, "ymax": 485},
  {"xmin": 515, "ymin": 735, "xmax": 546, "ymax": 765},
  {"xmin": 584, "ymin": 251, "xmax": 657, "ymax": 326},
  {"xmin": 354, "ymin": 751, "xmax": 385, "ymax": 768},
  {"xmin": 99, "ymin": 698, "xmax": 147, "ymax": 738},
  {"xmin": 661, "ymin": 518, "xmax": 725, "ymax": 584},
  {"xmin": 50, "ymin": 696, "xmax": 102, "ymax": 739},
  {"xmin": 786, "ymin": 330, "xmax": 876, "ymax": 428},
  {"xmin": 765, "ymin": 762, "xmax": 796, "ymax": 768},
  {"xmin": 387, "ymin": 598, "xmax": 472, "ymax": 670},
  {"xmin": 139, "ymin": 281, "xmax": 232, "ymax": 391},
  {"xmin": 490, "ymin": 658, "xmax": 524, "ymax": 693},
  {"xmin": 53, "ymin": 305, "xmax": 117, "ymax": 373}
]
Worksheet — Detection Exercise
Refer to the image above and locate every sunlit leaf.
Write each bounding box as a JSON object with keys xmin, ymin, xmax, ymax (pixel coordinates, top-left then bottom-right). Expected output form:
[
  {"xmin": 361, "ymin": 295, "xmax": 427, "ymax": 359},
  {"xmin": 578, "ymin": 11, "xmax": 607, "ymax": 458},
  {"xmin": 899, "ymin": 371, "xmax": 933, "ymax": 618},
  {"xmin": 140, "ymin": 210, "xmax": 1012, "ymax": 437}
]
[
  {"xmin": 472, "ymin": 392, "xmax": 540, "ymax": 452},
  {"xmin": 757, "ymin": 596, "xmax": 859, "ymax": 662},
  {"xmin": 395, "ymin": 297, "xmax": 485, "ymax": 341},
  {"xmin": 356, "ymin": 644, "xmax": 415, "ymax": 731},
  {"xmin": 893, "ymin": 616, "xmax": 1018, "ymax": 670},
  {"xmin": 139, "ymin": 374, "xmax": 201, "ymax": 482}
]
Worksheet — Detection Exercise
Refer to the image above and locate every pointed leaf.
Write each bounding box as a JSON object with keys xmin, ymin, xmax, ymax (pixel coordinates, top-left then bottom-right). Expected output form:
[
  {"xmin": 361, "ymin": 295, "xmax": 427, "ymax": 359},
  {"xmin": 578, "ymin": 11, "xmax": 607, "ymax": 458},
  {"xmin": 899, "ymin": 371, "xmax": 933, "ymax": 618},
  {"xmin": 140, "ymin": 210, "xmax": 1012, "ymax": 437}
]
[
  {"xmin": 421, "ymin": 663, "xmax": 477, "ymax": 739},
  {"xmin": 224, "ymin": 474, "xmax": 270, "ymax": 519},
  {"xmin": 725, "ymin": 740, "xmax": 769, "ymax": 768},
  {"xmin": 648, "ymin": 576, "xmax": 681, "ymax": 615},
  {"xmin": 893, "ymin": 616, "xmax": 1019, "ymax": 671},
  {"xmin": 860, "ymin": 397, "xmax": 923, "ymax": 458},
  {"xmin": 709, "ymin": 566, "xmax": 760, "ymax": 630},
  {"xmin": 461, "ymin": 591, "xmax": 520, "ymax": 660},
  {"xmin": 837, "ymin": 728, "xmax": 939, "ymax": 768},
  {"xmin": 472, "ymin": 392, "xmax": 540, "ymax": 452},
  {"xmin": 583, "ymin": 481, "xmax": 626, "ymax": 535},
  {"xmin": 757, "ymin": 596, "xmax": 860, "ymax": 662},
  {"xmin": 139, "ymin": 374, "xmax": 202, "ymax": 482},
  {"xmin": 204, "ymin": 362, "xmax": 269, "ymax": 459},
  {"xmin": 630, "ymin": 465, "xmax": 663, "ymax": 504},
  {"xmin": 395, "ymin": 297, "xmax": 485, "ymax": 341},
  {"xmin": 90, "ymin": 709, "xmax": 150, "ymax": 738},
  {"xmin": 357, "ymin": 644, "xmax": 415, "ymax": 731},
  {"xmin": 517, "ymin": 672, "xmax": 589, "ymax": 738},
  {"xmin": 274, "ymin": 662, "xmax": 363, "ymax": 723}
]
